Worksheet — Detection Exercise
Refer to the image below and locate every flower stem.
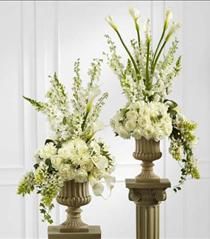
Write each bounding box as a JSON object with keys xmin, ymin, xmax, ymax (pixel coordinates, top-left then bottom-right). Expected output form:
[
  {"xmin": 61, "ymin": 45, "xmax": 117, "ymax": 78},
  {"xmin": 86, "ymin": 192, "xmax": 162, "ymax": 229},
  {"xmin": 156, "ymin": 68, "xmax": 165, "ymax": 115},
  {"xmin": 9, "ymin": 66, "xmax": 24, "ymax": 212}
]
[
  {"xmin": 114, "ymin": 29, "xmax": 140, "ymax": 77},
  {"xmin": 135, "ymin": 21, "xmax": 141, "ymax": 49},
  {"xmin": 146, "ymin": 39, "xmax": 151, "ymax": 90},
  {"xmin": 152, "ymin": 39, "xmax": 167, "ymax": 74},
  {"xmin": 151, "ymin": 27, "xmax": 166, "ymax": 73}
]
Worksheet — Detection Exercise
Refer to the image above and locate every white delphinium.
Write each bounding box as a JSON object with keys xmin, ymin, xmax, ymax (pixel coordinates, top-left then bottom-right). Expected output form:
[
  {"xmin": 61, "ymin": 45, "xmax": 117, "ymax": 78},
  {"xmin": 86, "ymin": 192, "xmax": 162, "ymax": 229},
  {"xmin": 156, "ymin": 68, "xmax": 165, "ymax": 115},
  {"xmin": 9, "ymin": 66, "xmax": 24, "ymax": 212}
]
[{"xmin": 58, "ymin": 138, "xmax": 91, "ymax": 167}]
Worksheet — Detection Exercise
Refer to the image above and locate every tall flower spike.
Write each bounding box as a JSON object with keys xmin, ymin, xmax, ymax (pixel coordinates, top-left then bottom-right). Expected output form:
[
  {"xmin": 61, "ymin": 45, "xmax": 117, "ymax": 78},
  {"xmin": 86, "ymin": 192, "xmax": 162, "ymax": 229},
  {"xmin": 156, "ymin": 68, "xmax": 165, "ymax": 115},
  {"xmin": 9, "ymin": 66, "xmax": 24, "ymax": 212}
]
[{"xmin": 106, "ymin": 16, "xmax": 118, "ymax": 31}]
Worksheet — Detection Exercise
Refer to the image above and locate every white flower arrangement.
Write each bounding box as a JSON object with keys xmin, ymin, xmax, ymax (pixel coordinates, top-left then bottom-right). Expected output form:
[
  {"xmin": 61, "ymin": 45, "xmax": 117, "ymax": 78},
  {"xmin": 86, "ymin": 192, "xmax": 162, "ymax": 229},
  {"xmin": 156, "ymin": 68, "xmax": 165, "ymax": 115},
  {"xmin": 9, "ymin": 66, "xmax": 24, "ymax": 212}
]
[
  {"xmin": 111, "ymin": 101, "xmax": 172, "ymax": 141},
  {"xmin": 105, "ymin": 8, "xmax": 200, "ymax": 191},
  {"xmin": 17, "ymin": 58, "xmax": 115, "ymax": 223}
]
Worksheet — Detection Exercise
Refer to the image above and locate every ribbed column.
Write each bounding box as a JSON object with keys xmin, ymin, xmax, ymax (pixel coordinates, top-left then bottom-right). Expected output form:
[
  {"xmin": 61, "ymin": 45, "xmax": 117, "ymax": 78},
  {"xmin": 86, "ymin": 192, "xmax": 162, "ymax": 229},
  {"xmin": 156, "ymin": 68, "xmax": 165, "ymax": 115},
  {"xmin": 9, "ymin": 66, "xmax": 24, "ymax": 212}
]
[
  {"xmin": 126, "ymin": 179, "xmax": 170, "ymax": 239},
  {"xmin": 136, "ymin": 204, "xmax": 159, "ymax": 239}
]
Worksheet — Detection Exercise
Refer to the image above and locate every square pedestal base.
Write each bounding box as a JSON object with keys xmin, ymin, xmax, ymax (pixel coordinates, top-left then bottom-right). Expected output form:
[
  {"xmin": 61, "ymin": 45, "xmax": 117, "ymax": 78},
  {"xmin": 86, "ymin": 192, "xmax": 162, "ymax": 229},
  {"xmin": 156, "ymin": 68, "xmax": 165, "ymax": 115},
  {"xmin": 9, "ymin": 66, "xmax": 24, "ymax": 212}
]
[{"xmin": 48, "ymin": 225, "xmax": 101, "ymax": 239}]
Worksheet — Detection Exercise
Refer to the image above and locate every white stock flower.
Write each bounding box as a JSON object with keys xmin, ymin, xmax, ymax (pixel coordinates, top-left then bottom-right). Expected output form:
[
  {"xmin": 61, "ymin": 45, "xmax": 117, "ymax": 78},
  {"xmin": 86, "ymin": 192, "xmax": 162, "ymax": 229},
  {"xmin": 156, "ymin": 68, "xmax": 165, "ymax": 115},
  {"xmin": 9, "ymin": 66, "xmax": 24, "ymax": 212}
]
[
  {"xmin": 39, "ymin": 142, "xmax": 57, "ymax": 159},
  {"xmin": 92, "ymin": 181, "xmax": 104, "ymax": 196}
]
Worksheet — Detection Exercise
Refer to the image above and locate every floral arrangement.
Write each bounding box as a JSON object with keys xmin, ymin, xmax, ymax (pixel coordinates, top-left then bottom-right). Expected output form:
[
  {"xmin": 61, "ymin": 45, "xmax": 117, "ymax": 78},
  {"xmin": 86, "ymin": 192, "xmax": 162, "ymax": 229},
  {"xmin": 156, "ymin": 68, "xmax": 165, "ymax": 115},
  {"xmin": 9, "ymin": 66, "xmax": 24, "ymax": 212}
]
[
  {"xmin": 105, "ymin": 8, "xmax": 200, "ymax": 191},
  {"xmin": 17, "ymin": 58, "xmax": 115, "ymax": 223}
]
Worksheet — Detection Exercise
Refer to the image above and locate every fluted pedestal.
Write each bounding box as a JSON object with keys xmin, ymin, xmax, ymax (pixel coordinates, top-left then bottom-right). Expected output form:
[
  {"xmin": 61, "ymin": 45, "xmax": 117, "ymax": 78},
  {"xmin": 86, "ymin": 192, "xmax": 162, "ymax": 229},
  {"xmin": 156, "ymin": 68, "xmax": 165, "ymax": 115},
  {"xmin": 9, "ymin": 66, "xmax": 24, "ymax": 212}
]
[
  {"xmin": 126, "ymin": 138, "xmax": 171, "ymax": 239},
  {"xmin": 126, "ymin": 179, "xmax": 170, "ymax": 239}
]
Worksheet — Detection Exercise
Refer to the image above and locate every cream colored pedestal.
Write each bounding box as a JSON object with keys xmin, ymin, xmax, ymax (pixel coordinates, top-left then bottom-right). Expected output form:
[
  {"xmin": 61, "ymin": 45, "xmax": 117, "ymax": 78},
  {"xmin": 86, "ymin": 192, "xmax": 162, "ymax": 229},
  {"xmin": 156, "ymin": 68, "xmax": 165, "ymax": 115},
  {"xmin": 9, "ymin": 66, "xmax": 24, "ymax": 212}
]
[
  {"xmin": 48, "ymin": 225, "xmax": 101, "ymax": 239},
  {"xmin": 126, "ymin": 178, "xmax": 170, "ymax": 239}
]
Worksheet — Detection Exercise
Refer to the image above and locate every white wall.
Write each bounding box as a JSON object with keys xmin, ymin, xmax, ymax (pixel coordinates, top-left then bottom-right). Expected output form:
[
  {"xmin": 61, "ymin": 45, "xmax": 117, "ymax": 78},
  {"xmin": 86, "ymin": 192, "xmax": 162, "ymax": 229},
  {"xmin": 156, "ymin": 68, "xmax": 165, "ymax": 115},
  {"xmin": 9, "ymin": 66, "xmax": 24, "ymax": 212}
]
[{"xmin": 0, "ymin": 1, "xmax": 210, "ymax": 239}]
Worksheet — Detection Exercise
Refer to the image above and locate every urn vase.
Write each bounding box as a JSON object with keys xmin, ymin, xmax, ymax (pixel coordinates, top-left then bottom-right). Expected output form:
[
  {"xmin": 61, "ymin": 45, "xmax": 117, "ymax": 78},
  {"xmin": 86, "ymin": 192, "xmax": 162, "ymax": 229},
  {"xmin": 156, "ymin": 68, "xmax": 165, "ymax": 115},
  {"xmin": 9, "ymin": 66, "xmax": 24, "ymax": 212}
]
[
  {"xmin": 133, "ymin": 137, "xmax": 162, "ymax": 182},
  {"xmin": 56, "ymin": 180, "xmax": 91, "ymax": 232}
]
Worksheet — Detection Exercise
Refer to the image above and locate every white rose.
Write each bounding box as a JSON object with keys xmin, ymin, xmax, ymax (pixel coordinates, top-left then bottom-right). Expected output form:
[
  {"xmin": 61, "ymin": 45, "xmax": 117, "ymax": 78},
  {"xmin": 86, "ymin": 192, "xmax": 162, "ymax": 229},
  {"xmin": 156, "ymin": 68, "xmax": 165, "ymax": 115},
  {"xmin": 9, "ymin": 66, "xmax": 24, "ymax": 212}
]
[
  {"xmin": 118, "ymin": 126, "xmax": 130, "ymax": 139},
  {"xmin": 125, "ymin": 120, "xmax": 136, "ymax": 132},
  {"xmin": 133, "ymin": 129, "xmax": 142, "ymax": 139},
  {"xmin": 39, "ymin": 142, "xmax": 57, "ymax": 159},
  {"xmin": 126, "ymin": 110, "xmax": 138, "ymax": 121},
  {"xmin": 51, "ymin": 155, "xmax": 63, "ymax": 169},
  {"xmin": 59, "ymin": 164, "xmax": 74, "ymax": 181},
  {"xmin": 74, "ymin": 168, "xmax": 88, "ymax": 183}
]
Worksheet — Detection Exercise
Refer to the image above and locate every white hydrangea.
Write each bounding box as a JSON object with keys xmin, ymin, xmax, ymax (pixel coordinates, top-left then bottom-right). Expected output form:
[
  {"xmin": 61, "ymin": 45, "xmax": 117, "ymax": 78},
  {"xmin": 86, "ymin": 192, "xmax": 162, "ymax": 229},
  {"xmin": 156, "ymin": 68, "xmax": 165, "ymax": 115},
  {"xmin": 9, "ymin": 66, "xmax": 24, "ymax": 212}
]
[
  {"xmin": 74, "ymin": 168, "xmax": 88, "ymax": 183},
  {"xmin": 39, "ymin": 142, "xmax": 57, "ymax": 159},
  {"xmin": 58, "ymin": 138, "xmax": 91, "ymax": 166},
  {"xmin": 111, "ymin": 101, "xmax": 172, "ymax": 141},
  {"xmin": 58, "ymin": 164, "xmax": 75, "ymax": 181},
  {"xmin": 51, "ymin": 155, "xmax": 63, "ymax": 170}
]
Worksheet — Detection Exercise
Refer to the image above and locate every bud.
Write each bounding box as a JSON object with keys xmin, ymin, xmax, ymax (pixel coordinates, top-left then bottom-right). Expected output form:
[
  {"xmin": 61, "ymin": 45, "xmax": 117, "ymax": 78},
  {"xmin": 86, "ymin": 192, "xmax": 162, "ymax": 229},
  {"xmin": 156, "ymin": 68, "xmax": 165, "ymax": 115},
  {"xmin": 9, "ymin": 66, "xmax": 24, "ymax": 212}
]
[
  {"xmin": 129, "ymin": 7, "xmax": 140, "ymax": 21},
  {"xmin": 164, "ymin": 10, "xmax": 173, "ymax": 29},
  {"xmin": 145, "ymin": 19, "xmax": 151, "ymax": 42},
  {"xmin": 105, "ymin": 16, "xmax": 118, "ymax": 31},
  {"xmin": 165, "ymin": 22, "xmax": 180, "ymax": 42}
]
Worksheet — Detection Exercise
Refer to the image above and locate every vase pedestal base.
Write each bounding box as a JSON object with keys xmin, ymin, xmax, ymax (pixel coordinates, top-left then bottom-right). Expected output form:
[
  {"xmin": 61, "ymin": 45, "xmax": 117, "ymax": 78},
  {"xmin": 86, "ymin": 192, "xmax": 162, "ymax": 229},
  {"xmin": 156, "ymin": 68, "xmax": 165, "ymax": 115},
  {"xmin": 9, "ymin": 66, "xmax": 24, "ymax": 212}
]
[
  {"xmin": 48, "ymin": 225, "xmax": 101, "ymax": 239},
  {"xmin": 126, "ymin": 178, "xmax": 170, "ymax": 239}
]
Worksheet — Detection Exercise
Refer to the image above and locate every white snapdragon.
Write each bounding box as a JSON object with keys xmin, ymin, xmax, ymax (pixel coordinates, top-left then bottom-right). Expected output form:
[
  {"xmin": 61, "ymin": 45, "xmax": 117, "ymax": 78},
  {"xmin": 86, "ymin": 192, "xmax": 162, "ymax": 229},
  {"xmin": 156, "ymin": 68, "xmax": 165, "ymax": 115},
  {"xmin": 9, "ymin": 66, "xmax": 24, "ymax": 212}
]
[{"xmin": 39, "ymin": 142, "xmax": 57, "ymax": 160}]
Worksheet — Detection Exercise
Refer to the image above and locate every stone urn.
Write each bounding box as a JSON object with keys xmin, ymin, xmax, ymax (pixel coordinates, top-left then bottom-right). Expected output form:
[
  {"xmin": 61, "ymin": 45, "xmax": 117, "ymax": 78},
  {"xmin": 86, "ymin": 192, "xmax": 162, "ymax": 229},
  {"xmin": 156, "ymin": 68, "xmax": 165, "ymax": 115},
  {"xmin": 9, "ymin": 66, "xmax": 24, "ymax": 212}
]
[
  {"xmin": 133, "ymin": 137, "xmax": 162, "ymax": 182},
  {"xmin": 56, "ymin": 180, "xmax": 91, "ymax": 232}
]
